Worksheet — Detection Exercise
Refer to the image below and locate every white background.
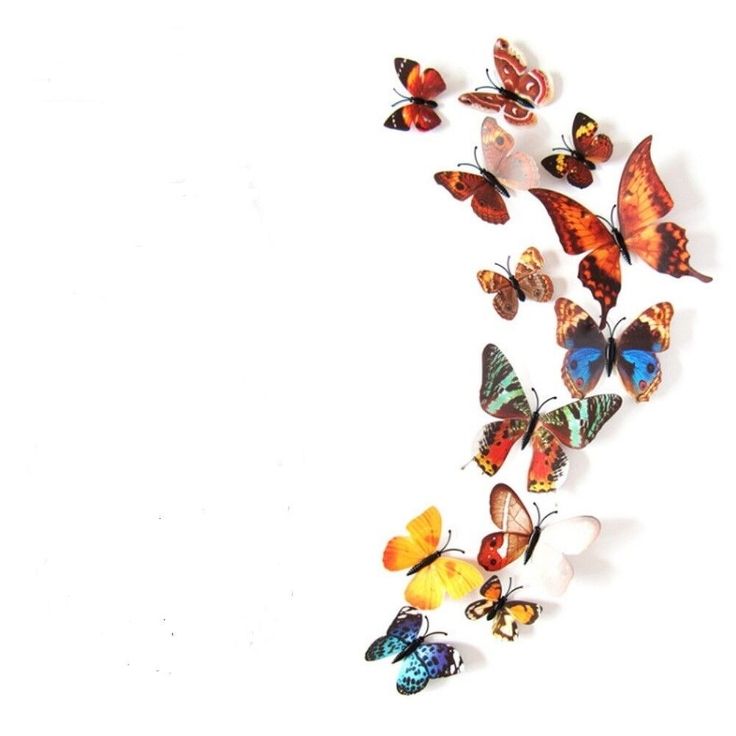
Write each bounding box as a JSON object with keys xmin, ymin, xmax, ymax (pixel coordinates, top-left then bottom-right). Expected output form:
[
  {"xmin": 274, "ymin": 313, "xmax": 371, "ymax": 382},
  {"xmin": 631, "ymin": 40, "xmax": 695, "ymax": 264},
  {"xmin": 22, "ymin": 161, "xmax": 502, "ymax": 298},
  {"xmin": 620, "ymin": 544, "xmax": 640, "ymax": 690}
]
[{"xmin": 0, "ymin": 2, "xmax": 732, "ymax": 734}]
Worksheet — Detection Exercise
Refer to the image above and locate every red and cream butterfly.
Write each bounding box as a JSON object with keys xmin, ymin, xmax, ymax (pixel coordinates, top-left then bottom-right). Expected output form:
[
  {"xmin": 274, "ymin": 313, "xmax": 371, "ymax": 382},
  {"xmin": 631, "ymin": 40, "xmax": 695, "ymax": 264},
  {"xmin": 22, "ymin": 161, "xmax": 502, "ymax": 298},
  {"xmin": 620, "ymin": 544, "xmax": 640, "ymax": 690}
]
[
  {"xmin": 477, "ymin": 247, "xmax": 553, "ymax": 320},
  {"xmin": 384, "ymin": 58, "xmax": 446, "ymax": 132},
  {"xmin": 434, "ymin": 117, "xmax": 539, "ymax": 224},
  {"xmin": 541, "ymin": 112, "xmax": 613, "ymax": 189},
  {"xmin": 383, "ymin": 506, "xmax": 483, "ymax": 610},
  {"xmin": 477, "ymin": 484, "xmax": 600, "ymax": 596},
  {"xmin": 465, "ymin": 576, "xmax": 541, "ymax": 641},
  {"xmin": 459, "ymin": 38, "xmax": 553, "ymax": 125}
]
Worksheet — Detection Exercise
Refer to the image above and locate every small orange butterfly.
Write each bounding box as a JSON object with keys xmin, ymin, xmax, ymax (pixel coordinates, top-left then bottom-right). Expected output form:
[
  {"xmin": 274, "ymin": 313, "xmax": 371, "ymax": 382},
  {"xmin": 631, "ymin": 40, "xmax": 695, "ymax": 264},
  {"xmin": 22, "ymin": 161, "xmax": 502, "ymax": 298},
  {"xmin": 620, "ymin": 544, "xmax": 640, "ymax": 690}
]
[{"xmin": 383, "ymin": 506, "xmax": 483, "ymax": 610}]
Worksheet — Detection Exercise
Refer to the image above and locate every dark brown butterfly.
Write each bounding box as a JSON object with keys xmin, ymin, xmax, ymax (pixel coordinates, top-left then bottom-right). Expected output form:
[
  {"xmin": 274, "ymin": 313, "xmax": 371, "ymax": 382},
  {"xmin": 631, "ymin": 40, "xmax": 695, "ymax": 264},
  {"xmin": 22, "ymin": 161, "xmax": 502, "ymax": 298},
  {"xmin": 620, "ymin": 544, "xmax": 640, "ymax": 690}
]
[
  {"xmin": 384, "ymin": 58, "xmax": 446, "ymax": 131},
  {"xmin": 477, "ymin": 247, "xmax": 553, "ymax": 320},
  {"xmin": 541, "ymin": 112, "xmax": 612, "ymax": 188}
]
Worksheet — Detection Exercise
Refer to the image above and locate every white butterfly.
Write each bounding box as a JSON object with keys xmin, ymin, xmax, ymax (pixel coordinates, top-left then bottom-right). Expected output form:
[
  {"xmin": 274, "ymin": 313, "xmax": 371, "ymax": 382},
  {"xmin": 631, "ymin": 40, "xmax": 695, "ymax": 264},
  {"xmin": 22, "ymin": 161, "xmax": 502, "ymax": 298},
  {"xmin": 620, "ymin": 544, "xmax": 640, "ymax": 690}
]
[{"xmin": 477, "ymin": 483, "xmax": 600, "ymax": 595}]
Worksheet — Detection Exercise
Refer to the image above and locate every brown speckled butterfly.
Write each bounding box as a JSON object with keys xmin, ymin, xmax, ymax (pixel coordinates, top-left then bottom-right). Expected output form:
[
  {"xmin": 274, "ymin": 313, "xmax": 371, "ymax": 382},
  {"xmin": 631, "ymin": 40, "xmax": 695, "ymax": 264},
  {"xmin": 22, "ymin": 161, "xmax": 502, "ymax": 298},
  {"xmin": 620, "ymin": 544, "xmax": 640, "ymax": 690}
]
[
  {"xmin": 531, "ymin": 136, "xmax": 712, "ymax": 328},
  {"xmin": 465, "ymin": 576, "xmax": 541, "ymax": 641},
  {"xmin": 541, "ymin": 112, "xmax": 613, "ymax": 188},
  {"xmin": 477, "ymin": 247, "xmax": 553, "ymax": 320},
  {"xmin": 435, "ymin": 117, "xmax": 539, "ymax": 224}
]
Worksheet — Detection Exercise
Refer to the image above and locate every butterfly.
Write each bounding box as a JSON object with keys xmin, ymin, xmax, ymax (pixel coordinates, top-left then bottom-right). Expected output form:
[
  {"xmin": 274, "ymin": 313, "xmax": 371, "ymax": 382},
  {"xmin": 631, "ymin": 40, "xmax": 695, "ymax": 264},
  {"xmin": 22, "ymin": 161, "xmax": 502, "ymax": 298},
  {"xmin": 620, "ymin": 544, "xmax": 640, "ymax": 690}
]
[
  {"xmin": 465, "ymin": 576, "xmax": 541, "ymax": 641},
  {"xmin": 458, "ymin": 38, "xmax": 553, "ymax": 125},
  {"xmin": 471, "ymin": 344, "xmax": 621, "ymax": 492},
  {"xmin": 541, "ymin": 112, "xmax": 613, "ymax": 188},
  {"xmin": 477, "ymin": 246, "xmax": 553, "ymax": 320},
  {"xmin": 556, "ymin": 298, "xmax": 674, "ymax": 402},
  {"xmin": 365, "ymin": 606, "xmax": 463, "ymax": 695},
  {"xmin": 530, "ymin": 136, "xmax": 712, "ymax": 328},
  {"xmin": 382, "ymin": 506, "xmax": 483, "ymax": 610},
  {"xmin": 384, "ymin": 58, "xmax": 446, "ymax": 131},
  {"xmin": 434, "ymin": 117, "xmax": 539, "ymax": 224},
  {"xmin": 477, "ymin": 483, "xmax": 600, "ymax": 595}
]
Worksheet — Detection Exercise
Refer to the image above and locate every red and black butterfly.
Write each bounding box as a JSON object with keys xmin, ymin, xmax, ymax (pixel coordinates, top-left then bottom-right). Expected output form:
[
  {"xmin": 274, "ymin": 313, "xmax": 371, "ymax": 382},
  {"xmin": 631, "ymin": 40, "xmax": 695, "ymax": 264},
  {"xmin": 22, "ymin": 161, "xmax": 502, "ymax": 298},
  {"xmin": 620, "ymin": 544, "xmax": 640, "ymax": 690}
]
[
  {"xmin": 541, "ymin": 112, "xmax": 613, "ymax": 189},
  {"xmin": 384, "ymin": 58, "xmax": 446, "ymax": 132},
  {"xmin": 459, "ymin": 38, "xmax": 553, "ymax": 126}
]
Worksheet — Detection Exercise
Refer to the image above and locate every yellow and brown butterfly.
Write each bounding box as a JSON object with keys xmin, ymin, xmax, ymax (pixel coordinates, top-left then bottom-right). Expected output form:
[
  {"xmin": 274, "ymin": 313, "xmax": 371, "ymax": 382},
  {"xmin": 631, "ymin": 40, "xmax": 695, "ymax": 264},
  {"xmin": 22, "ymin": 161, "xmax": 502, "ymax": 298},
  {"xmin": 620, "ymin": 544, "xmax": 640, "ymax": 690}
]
[
  {"xmin": 477, "ymin": 246, "xmax": 554, "ymax": 320},
  {"xmin": 465, "ymin": 575, "xmax": 541, "ymax": 641},
  {"xmin": 383, "ymin": 506, "xmax": 483, "ymax": 610}
]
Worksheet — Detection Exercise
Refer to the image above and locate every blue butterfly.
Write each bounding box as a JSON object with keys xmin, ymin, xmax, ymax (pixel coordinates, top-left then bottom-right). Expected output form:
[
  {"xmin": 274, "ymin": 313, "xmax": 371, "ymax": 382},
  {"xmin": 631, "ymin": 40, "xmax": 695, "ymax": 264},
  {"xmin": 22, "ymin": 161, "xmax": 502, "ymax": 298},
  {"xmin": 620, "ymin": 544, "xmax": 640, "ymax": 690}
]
[
  {"xmin": 365, "ymin": 606, "xmax": 463, "ymax": 695},
  {"xmin": 555, "ymin": 298, "xmax": 674, "ymax": 402}
]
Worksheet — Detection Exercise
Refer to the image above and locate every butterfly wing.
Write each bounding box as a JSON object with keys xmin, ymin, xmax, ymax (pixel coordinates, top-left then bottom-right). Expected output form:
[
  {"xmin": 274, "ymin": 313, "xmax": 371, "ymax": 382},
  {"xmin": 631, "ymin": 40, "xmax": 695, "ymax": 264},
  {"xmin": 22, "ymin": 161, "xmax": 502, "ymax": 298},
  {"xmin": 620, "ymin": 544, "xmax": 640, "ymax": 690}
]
[
  {"xmin": 393, "ymin": 58, "xmax": 446, "ymax": 101},
  {"xmin": 616, "ymin": 302, "xmax": 674, "ymax": 401},
  {"xmin": 396, "ymin": 642, "xmax": 462, "ymax": 695},
  {"xmin": 541, "ymin": 153, "xmax": 594, "ymax": 189},
  {"xmin": 435, "ymin": 557, "xmax": 484, "ymax": 601},
  {"xmin": 405, "ymin": 564, "xmax": 444, "ymax": 610},
  {"xmin": 528, "ymin": 426, "xmax": 569, "ymax": 493},
  {"xmin": 434, "ymin": 171, "xmax": 509, "ymax": 224},
  {"xmin": 573, "ymin": 112, "xmax": 612, "ymax": 164},
  {"xmin": 365, "ymin": 606, "xmax": 423, "ymax": 660},
  {"xmin": 493, "ymin": 601, "xmax": 542, "ymax": 641},
  {"xmin": 465, "ymin": 576, "xmax": 502, "ymax": 620},
  {"xmin": 478, "ymin": 483, "xmax": 533, "ymax": 570},
  {"xmin": 480, "ymin": 117, "xmax": 539, "ymax": 189},
  {"xmin": 515, "ymin": 246, "xmax": 553, "ymax": 302},
  {"xmin": 384, "ymin": 104, "xmax": 441, "ymax": 132},
  {"xmin": 555, "ymin": 297, "xmax": 607, "ymax": 397},
  {"xmin": 383, "ymin": 505, "xmax": 441, "ymax": 572},
  {"xmin": 479, "ymin": 344, "xmax": 532, "ymax": 419},
  {"xmin": 528, "ymin": 515, "xmax": 601, "ymax": 595},
  {"xmin": 618, "ymin": 136, "xmax": 712, "ymax": 283},
  {"xmin": 477, "ymin": 270, "xmax": 519, "ymax": 320},
  {"xmin": 474, "ymin": 418, "xmax": 528, "ymax": 476},
  {"xmin": 539, "ymin": 394, "xmax": 622, "ymax": 449},
  {"xmin": 458, "ymin": 90, "xmax": 508, "ymax": 113}
]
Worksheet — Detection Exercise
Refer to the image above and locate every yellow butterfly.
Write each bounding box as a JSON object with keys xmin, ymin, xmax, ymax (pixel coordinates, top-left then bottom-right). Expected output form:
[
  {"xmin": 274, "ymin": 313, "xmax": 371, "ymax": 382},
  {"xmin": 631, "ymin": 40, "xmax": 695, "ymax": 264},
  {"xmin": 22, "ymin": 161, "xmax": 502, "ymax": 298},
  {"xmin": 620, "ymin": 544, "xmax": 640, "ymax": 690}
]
[{"xmin": 382, "ymin": 506, "xmax": 483, "ymax": 610}]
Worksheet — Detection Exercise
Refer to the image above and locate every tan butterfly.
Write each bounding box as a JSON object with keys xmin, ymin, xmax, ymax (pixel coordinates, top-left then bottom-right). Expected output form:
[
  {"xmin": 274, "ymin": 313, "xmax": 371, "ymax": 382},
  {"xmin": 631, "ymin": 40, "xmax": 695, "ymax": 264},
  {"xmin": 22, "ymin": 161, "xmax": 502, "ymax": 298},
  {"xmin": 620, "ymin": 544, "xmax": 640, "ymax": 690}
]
[
  {"xmin": 477, "ymin": 247, "xmax": 553, "ymax": 320},
  {"xmin": 465, "ymin": 575, "xmax": 541, "ymax": 640}
]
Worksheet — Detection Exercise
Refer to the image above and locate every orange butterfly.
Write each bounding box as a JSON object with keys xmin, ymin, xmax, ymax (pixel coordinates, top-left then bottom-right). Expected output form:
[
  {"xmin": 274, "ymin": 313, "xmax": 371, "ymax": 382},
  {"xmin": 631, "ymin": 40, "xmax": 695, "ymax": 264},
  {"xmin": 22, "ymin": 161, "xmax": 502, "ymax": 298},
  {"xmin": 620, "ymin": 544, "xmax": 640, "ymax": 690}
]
[
  {"xmin": 531, "ymin": 136, "xmax": 712, "ymax": 328},
  {"xmin": 383, "ymin": 506, "xmax": 483, "ymax": 610},
  {"xmin": 477, "ymin": 247, "xmax": 553, "ymax": 320}
]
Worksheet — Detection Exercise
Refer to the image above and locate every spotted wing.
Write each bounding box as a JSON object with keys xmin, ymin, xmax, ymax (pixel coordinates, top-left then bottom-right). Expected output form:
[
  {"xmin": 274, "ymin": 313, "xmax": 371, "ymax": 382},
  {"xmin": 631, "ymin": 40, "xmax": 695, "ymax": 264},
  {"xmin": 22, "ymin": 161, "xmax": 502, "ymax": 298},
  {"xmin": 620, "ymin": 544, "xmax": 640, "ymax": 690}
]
[
  {"xmin": 365, "ymin": 606, "xmax": 423, "ymax": 661},
  {"xmin": 394, "ymin": 57, "xmax": 446, "ymax": 100},
  {"xmin": 515, "ymin": 247, "xmax": 553, "ymax": 302},
  {"xmin": 489, "ymin": 483, "xmax": 533, "ymax": 534},
  {"xmin": 573, "ymin": 112, "xmax": 613, "ymax": 164},
  {"xmin": 616, "ymin": 302, "xmax": 674, "ymax": 401},
  {"xmin": 477, "ymin": 270, "xmax": 518, "ymax": 320},
  {"xmin": 479, "ymin": 118, "xmax": 539, "ymax": 188},
  {"xmin": 554, "ymin": 297, "xmax": 607, "ymax": 397},
  {"xmin": 434, "ymin": 171, "xmax": 509, "ymax": 224},
  {"xmin": 396, "ymin": 642, "xmax": 462, "ymax": 695},
  {"xmin": 539, "ymin": 394, "xmax": 623, "ymax": 449},
  {"xmin": 384, "ymin": 104, "xmax": 441, "ymax": 132},
  {"xmin": 618, "ymin": 136, "xmax": 712, "ymax": 283},
  {"xmin": 493, "ymin": 601, "xmax": 542, "ymax": 641},
  {"xmin": 473, "ymin": 418, "xmax": 527, "ymax": 476}
]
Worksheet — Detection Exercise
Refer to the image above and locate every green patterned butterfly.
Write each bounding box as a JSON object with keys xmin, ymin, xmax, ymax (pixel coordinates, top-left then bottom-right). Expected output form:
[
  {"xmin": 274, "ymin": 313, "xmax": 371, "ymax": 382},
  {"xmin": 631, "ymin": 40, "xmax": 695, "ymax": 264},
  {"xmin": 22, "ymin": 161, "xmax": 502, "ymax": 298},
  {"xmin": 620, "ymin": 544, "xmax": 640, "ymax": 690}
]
[{"xmin": 471, "ymin": 344, "xmax": 622, "ymax": 492}]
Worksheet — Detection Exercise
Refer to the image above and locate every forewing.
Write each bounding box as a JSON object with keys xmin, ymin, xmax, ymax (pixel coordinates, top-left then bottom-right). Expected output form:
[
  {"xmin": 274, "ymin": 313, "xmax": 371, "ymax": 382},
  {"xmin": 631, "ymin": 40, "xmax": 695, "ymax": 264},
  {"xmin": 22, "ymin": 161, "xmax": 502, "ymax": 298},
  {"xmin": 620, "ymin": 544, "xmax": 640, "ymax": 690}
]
[
  {"xmin": 516, "ymin": 247, "xmax": 553, "ymax": 302},
  {"xmin": 365, "ymin": 634, "xmax": 406, "ymax": 661},
  {"xmin": 434, "ymin": 171, "xmax": 486, "ymax": 201},
  {"xmin": 618, "ymin": 136, "xmax": 673, "ymax": 237},
  {"xmin": 578, "ymin": 243, "xmax": 622, "ymax": 328},
  {"xmin": 555, "ymin": 297, "xmax": 606, "ymax": 397},
  {"xmin": 540, "ymin": 394, "xmax": 622, "ymax": 449},
  {"xmin": 489, "ymin": 482, "xmax": 533, "ymax": 533},
  {"xmin": 382, "ymin": 506, "xmax": 441, "ymax": 571},
  {"xmin": 494, "ymin": 37, "xmax": 553, "ymax": 106},
  {"xmin": 573, "ymin": 112, "xmax": 613, "ymax": 163},
  {"xmin": 435, "ymin": 558, "xmax": 484, "ymax": 600},
  {"xmin": 479, "ymin": 344, "xmax": 531, "ymax": 418},
  {"xmin": 473, "ymin": 418, "xmax": 527, "ymax": 475},
  {"xmin": 415, "ymin": 69, "xmax": 446, "ymax": 100},
  {"xmin": 479, "ymin": 575, "xmax": 503, "ymax": 602},
  {"xmin": 383, "ymin": 104, "xmax": 416, "ymax": 131},
  {"xmin": 493, "ymin": 603, "xmax": 541, "ymax": 640},
  {"xmin": 507, "ymin": 601, "xmax": 542, "ymax": 625},
  {"xmin": 458, "ymin": 91, "xmax": 506, "ymax": 113},
  {"xmin": 542, "ymin": 153, "xmax": 573, "ymax": 180},
  {"xmin": 365, "ymin": 606, "xmax": 423, "ymax": 660},
  {"xmin": 415, "ymin": 642, "xmax": 463, "ymax": 680},
  {"xmin": 542, "ymin": 153, "xmax": 593, "ymax": 188},
  {"xmin": 481, "ymin": 116, "xmax": 515, "ymax": 173},
  {"xmin": 626, "ymin": 222, "xmax": 712, "ymax": 283},
  {"xmin": 529, "ymin": 188, "xmax": 614, "ymax": 254},
  {"xmin": 394, "ymin": 58, "xmax": 421, "ymax": 94},
  {"xmin": 477, "ymin": 270, "xmax": 511, "ymax": 294},
  {"xmin": 477, "ymin": 532, "xmax": 529, "ymax": 572},
  {"xmin": 528, "ymin": 426, "xmax": 569, "ymax": 493}
]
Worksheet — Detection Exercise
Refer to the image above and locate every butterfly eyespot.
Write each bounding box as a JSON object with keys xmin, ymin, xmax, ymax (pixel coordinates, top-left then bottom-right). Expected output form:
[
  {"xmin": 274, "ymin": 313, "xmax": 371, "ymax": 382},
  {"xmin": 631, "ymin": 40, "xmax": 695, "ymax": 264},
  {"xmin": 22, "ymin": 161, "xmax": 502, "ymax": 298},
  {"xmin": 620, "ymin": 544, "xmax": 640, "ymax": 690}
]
[
  {"xmin": 575, "ymin": 378, "xmax": 583, "ymax": 387},
  {"xmin": 639, "ymin": 380, "xmax": 647, "ymax": 390},
  {"xmin": 570, "ymin": 359, "xmax": 578, "ymax": 369},
  {"xmin": 646, "ymin": 363, "xmax": 655, "ymax": 374},
  {"xmin": 495, "ymin": 135, "xmax": 505, "ymax": 145}
]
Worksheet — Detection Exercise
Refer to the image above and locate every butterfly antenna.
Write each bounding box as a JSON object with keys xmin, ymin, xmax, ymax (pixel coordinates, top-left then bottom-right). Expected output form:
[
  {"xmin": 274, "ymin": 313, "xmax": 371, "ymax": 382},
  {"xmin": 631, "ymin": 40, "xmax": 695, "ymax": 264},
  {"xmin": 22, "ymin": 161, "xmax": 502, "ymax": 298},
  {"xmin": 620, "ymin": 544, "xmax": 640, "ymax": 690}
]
[
  {"xmin": 474, "ymin": 68, "xmax": 499, "ymax": 92},
  {"xmin": 595, "ymin": 212, "xmax": 614, "ymax": 230},
  {"xmin": 493, "ymin": 259, "xmax": 512, "ymax": 277},
  {"xmin": 506, "ymin": 255, "xmax": 512, "ymax": 275},
  {"xmin": 391, "ymin": 88, "xmax": 410, "ymax": 106},
  {"xmin": 530, "ymin": 387, "xmax": 540, "ymax": 412},
  {"xmin": 506, "ymin": 581, "xmax": 524, "ymax": 597},
  {"xmin": 607, "ymin": 316, "xmax": 627, "ymax": 338},
  {"xmin": 460, "ymin": 457, "xmax": 476, "ymax": 470},
  {"xmin": 440, "ymin": 529, "xmax": 466, "ymax": 556},
  {"xmin": 536, "ymin": 395, "xmax": 558, "ymax": 414},
  {"xmin": 552, "ymin": 135, "xmax": 573, "ymax": 153},
  {"xmin": 424, "ymin": 630, "xmax": 449, "ymax": 639},
  {"xmin": 539, "ymin": 509, "xmax": 559, "ymax": 525},
  {"xmin": 457, "ymin": 148, "xmax": 483, "ymax": 173},
  {"xmin": 610, "ymin": 204, "xmax": 618, "ymax": 227}
]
